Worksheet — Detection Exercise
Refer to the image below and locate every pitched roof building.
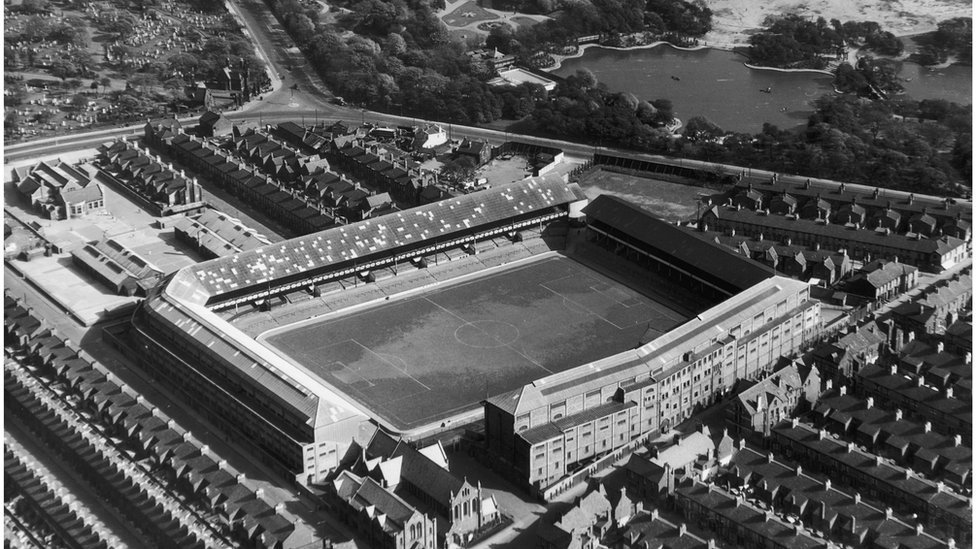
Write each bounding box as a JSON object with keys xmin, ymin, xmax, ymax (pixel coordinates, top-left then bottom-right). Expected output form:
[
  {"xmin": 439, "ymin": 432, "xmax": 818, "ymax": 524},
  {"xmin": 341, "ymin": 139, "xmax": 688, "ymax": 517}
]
[
  {"xmin": 355, "ymin": 430, "xmax": 500, "ymax": 546},
  {"xmin": 12, "ymin": 159, "xmax": 104, "ymax": 220},
  {"xmin": 727, "ymin": 362, "xmax": 821, "ymax": 438}
]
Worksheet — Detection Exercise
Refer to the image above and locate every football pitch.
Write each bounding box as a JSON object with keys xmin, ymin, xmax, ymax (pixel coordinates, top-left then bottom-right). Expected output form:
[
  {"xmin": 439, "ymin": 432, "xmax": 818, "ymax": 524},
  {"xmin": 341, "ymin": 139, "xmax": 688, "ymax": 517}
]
[{"xmin": 261, "ymin": 255, "xmax": 689, "ymax": 430}]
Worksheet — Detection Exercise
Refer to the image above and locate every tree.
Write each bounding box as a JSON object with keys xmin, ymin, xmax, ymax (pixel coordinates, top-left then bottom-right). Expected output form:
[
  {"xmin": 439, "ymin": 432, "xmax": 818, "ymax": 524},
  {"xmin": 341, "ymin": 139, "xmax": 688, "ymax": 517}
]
[
  {"xmin": 71, "ymin": 93, "xmax": 89, "ymax": 109},
  {"xmin": 384, "ymin": 33, "xmax": 407, "ymax": 56},
  {"xmin": 50, "ymin": 58, "xmax": 79, "ymax": 80},
  {"xmin": 100, "ymin": 77, "xmax": 112, "ymax": 95},
  {"xmin": 22, "ymin": 15, "xmax": 51, "ymax": 42},
  {"xmin": 615, "ymin": 92, "xmax": 639, "ymax": 111},
  {"xmin": 5, "ymin": 111, "xmax": 21, "ymax": 137},
  {"xmin": 682, "ymin": 115, "xmax": 723, "ymax": 142},
  {"xmin": 573, "ymin": 68, "xmax": 597, "ymax": 89},
  {"xmin": 441, "ymin": 155, "xmax": 477, "ymax": 183}
]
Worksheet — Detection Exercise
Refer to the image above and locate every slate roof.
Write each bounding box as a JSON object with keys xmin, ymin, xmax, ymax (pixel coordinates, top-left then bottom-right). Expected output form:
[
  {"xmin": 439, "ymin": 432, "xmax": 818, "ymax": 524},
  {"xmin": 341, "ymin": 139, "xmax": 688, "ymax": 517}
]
[
  {"xmin": 703, "ymin": 206, "xmax": 966, "ymax": 258},
  {"xmin": 729, "ymin": 446, "xmax": 952, "ymax": 548},
  {"xmin": 60, "ymin": 182, "xmax": 103, "ymax": 205},
  {"xmin": 364, "ymin": 430, "xmax": 469, "ymax": 510},
  {"xmin": 336, "ymin": 471, "xmax": 416, "ymax": 531},
  {"xmin": 675, "ymin": 481, "xmax": 825, "ymax": 549},
  {"xmin": 615, "ymin": 511, "xmax": 708, "ymax": 549},
  {"xmin": 860, "ymin": 259, "xmax": 918, "ymax": 288},
  {"xmin": 735, "ymin": 363, "xmax": 804, "ymax": 416},
  {"xmin": 771, "ymin": 420, "xmax": 971, "ymax": 525},
  {"xmin": 727, "ymin": 178, "xmax": 971, "ymax": 222},
  {"xmin": 584, "ymin": 195, "xmax": 775, "ymax": 294}
]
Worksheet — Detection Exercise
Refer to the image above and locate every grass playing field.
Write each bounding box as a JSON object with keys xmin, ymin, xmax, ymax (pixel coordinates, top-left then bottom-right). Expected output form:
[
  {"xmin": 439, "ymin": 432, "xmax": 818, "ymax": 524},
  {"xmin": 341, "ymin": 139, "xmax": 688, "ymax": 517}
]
[{"xmin": 261, "ymin": 254, "xmax": 689, "ymax": 430}]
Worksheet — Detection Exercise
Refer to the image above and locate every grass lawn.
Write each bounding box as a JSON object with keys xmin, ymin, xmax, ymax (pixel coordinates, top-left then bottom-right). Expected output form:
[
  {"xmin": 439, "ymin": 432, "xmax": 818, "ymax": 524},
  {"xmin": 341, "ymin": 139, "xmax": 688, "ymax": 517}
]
[
  {"xmin": 442, "ymin": 0, "xmax": 499, "ymax": 27},
  {"xmin": 262, "ymin": 254, "xmax": 688, "ymax": 430}
]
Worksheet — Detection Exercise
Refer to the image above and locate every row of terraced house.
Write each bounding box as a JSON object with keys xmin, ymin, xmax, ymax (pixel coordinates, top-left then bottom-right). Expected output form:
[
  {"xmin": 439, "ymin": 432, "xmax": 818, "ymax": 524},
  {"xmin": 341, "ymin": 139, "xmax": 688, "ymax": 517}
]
[{"xmin": 701, "ymin": 179, "xmax": 971, "ymax": 272}]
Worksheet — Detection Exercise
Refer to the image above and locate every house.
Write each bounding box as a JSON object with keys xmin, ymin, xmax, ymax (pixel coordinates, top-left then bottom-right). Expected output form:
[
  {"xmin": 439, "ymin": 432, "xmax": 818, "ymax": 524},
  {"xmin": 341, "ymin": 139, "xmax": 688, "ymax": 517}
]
[
  {"xmin": 197, "ymin": 111, "xmax": 234, "ymax": 137},
  {"xmin": 846, "ymin": 259, "xmax": 919, "ymax": 302},
  {"xmin": 800, "ymin": 196, "xmax": 831, "ymax": 220},
  {"xmin": 834, "ymin": 200, "xmax": 867, "ymax": 226},
  {"xmin": 810, "ymin": 322, "xmax": 887, "ymax": 381},
  {"xmin": 455, "ymin": 139, "xmax": 492, "ymax": 165},
  {"xmin": 727, "ymin": 362, "xmax": 820, "ymax": 438},
  {"xmin": 732, "ymin": 185, "xmax": 764, "ymax": 210},
  {"xmin": 890, "ymin": 274, "xmax": 972, "ymax": 336},
  {"xmin": 358, "ymin": 192, "xmax": 394, "ymax": 220},
  {"xmin": 412, "ymin": 124, "xmax": 447, "ymax": 150},
  {"xmin": 537, "ymin": 485, "xmax": 612, "ymax": 549},
  {"xmin": 769, "ymin": 192, "xmax": 798, "ymax": 215}
]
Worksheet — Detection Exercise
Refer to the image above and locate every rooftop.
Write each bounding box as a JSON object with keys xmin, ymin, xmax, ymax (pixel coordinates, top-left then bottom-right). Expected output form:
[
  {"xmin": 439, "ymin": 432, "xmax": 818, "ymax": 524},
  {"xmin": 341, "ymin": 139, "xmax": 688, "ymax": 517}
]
[{"xmin": 170, "ymin": 177, "xmax": 587, "ymax": 305}]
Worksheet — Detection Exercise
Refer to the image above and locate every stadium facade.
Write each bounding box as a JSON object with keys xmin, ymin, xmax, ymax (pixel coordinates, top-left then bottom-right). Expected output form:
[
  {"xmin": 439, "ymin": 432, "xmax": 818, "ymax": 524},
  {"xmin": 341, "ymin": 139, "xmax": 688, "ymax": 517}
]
[
  {"xmin": 482, "ymin": 197, "xmax": 822, "ymax": 490},
  {"xmin": 128, "ymin": 180, "xmax": 823, "ymax": 490}
]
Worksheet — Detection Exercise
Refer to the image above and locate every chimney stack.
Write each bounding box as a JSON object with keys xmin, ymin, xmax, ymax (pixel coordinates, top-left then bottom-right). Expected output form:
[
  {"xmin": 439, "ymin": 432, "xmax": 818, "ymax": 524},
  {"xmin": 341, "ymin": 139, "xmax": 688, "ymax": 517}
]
[
  {"xmin": 954, "ymin": 434, "xmax": 962, "ymax": 447},
  {"xmin": 840, "ymin": 386, "xmax": 847, "ymax": 396},
  {"xmin": 824, "ymin": 479, "xmax": 831, "ymax": 492},
  {"xmin": 853, "ymin": 492, "xmax": 861, "ymax": 505},
  {"xmin": 866, "ymin": 397, "xmax": 874, "ymax": 409}
]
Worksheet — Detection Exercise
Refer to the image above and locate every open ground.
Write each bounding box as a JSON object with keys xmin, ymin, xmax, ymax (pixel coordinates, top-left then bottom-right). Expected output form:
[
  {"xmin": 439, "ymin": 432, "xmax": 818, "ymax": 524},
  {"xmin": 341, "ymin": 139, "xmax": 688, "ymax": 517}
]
[
  {"xmin": 703, "ymin": 0, "xmax": 972, "ymax": 49},
  {"xmin": 575, "ymin": 168, "xmax": 713, "ymax": 222},
  {"xmin": 260, "ymin": 254, "xmax": 690, "ymax": 430}
]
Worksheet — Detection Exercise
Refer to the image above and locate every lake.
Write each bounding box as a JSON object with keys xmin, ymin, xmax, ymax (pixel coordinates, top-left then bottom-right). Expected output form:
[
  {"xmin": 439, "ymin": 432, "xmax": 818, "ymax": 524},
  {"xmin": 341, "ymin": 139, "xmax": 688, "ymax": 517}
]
[{"xmin": 553, "ymin": 46, "xmax": 972, "ymax": 134}]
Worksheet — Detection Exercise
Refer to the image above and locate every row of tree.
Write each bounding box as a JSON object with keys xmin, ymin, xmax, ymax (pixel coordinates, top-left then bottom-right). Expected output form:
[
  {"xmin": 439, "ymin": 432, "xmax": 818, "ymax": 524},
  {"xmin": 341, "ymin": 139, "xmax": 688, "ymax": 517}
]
[
  {"xmin": 267, "ymin": 0, "xmax": 712, "ymax": 126},
  {"xmin": 527, "ymin": 86, "xmax": 969, "ymax": 196}
]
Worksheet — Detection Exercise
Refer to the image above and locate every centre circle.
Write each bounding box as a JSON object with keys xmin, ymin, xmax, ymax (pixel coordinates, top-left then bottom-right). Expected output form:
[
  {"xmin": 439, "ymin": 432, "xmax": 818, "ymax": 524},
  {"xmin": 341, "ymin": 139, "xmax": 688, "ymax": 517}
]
[{"xmin": 454, "ymin": 320, "xmax": 520, "ymax": 348}]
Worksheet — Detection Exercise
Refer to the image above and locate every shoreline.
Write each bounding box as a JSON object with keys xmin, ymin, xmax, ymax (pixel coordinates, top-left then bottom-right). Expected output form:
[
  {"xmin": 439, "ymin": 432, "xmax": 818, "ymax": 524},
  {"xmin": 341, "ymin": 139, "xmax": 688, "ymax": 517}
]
[
  {"xmin": 544, "ymin": 40, "xmax": 711, "ymax": 72},
  {"xmin": 546, "ymin": 27, "xmax": 968, "ymax": 76},
  {"xmin": 545, "ymin": 40, "xmax": 838, "ymax": 76}
]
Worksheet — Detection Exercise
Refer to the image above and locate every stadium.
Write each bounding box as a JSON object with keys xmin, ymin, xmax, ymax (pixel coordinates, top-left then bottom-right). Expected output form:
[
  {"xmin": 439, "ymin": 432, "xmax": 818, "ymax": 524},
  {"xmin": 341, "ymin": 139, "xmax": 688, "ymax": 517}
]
[{"xmin": 127, "ymin": 175, "xmax": 822, "ymax": 488}]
